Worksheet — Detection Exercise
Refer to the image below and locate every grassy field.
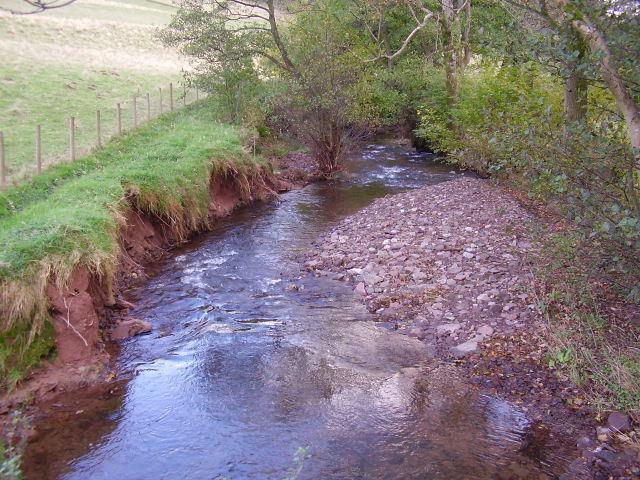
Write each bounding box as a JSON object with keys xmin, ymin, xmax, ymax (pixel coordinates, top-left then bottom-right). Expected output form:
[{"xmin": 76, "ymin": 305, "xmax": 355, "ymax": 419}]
[
  {"xmin": 0, "ymin": 0, "xmax": 188, "ymax": 182},
  {"xmin": 0, "ymin": 99, "xmax": 263, "ymax": 389}
]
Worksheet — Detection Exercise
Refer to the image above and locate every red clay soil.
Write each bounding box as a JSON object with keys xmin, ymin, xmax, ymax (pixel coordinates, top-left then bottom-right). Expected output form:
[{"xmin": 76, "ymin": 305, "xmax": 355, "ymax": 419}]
[{"xmin": 1, "ymin": 167, "xmax": 303, "ymax": 411}]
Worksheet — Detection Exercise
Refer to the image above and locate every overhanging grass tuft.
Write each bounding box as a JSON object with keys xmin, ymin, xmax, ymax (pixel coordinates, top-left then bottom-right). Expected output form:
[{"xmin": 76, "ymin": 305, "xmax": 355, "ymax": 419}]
[{"xmin": 0, "ymin": 99, "xmax": 266, "ymax": 388}]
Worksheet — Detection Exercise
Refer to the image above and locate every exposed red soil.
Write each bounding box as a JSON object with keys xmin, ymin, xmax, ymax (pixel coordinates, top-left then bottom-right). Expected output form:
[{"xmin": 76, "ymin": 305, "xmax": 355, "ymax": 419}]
[
  {"xmin": 1, "ymin": 167, "xmax": 302, "ymax": 411},
  {"xmin": 46, "ymin": 267, "xmax": 104, "ymax": 364}
]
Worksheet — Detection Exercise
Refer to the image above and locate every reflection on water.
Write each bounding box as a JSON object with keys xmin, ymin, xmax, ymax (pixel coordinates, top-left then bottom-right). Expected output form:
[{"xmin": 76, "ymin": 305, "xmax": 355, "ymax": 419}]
[{"xmin": 24, "ymin": 143, "xmax": 576, "ymax": 480}]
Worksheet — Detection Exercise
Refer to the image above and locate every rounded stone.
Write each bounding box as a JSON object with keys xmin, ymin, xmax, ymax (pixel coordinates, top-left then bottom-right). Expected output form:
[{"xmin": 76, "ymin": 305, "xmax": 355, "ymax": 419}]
[{"xmin": 607, "ymin": 411, "xmax": 632, "ymax": 433}]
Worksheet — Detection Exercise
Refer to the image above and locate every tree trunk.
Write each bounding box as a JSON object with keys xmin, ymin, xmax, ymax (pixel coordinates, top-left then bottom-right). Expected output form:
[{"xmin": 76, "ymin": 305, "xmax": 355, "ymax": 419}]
[
  {"xmin": 266, "ymin": 0, "xmax": 301, "ymax": 79},
  {"xmin": 564, "ymin": 33, "xmax": 588, "ymax": 124},
  {"xmin": 549, "ymin": 0, "xmax": 640, "ymax": 151},
  {"xmin": 564, "ymin": 71, "xmax": 588, "ymax": 123},
  {"xmin": 381, "ymin": 21, "xmax": 394, "ymax": 69},
  {"xmin": 440, "ymin": 0, "xmax": 460, "ymax": 109},
  {"xmin": 461, "ymin": 0, "xmax": 472, "ymax": 68},
  {"xmin": 573, "ymin": 19, "xmax": 640, "ymax": 151}
]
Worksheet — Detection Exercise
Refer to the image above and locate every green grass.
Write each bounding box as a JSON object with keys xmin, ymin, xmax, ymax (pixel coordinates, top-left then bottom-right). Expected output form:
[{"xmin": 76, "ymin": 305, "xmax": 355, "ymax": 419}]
[
  {"xmin": 0, "ymin": 99, "xmax": 265, "ymax": 389},
  {"xmin": 0, "ymin": 62, "xmax": 181, "ymax": 179},
  {"xmin": 0, "ymin": 0, "xmax": 184, "ymax": 181}
]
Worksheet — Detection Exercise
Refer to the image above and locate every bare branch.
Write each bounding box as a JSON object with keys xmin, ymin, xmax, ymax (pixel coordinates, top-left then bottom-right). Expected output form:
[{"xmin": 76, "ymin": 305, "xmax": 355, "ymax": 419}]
[
  {"xmin": 365, "ymin": 10, "xmax": 435, "ymax": 63},
  {"xmin": 0, "ymin": 0, "xmax": 77, "ymax": 14}
]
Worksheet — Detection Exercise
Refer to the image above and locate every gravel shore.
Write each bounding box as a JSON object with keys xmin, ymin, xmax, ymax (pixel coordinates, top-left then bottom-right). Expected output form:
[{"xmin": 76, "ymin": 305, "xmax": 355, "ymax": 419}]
[
  {"xmin": 304, "ymin": 177, "xmax": 540, "ymax": 357},
  {"xmin": 303, "ymin": 176, "xmax": 639, "ymax": 479}
]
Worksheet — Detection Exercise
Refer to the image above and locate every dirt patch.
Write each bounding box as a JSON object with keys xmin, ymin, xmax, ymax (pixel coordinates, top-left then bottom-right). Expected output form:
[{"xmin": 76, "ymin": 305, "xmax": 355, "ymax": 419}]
[
  {"xmin": 271, "ymin": 151, "xmax": 322, "ymax": 184},
  {"xmin": 209, "ymin": 174, "xmax": 244, "ymax": 216},
  {"xmin": 45, "ymin": 267, "xmax": 104, "ymax": 364}
]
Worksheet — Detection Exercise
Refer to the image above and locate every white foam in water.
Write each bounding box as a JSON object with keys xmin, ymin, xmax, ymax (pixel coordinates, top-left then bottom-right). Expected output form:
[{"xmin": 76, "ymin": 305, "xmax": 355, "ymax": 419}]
[
  {"xmin": 203, "ymin": 256, "xmax": 228, "ymax": 266},
  {"xmin": 179, "ymin": 269, "xmax": 208, "ymax": 288},
  {"xmin": 382, "ymin": 166, "xmax": 404, "ymax": 175},
  {"xmin": 202, "ymin": 323, "xmax": 237, "ymax": 334}
]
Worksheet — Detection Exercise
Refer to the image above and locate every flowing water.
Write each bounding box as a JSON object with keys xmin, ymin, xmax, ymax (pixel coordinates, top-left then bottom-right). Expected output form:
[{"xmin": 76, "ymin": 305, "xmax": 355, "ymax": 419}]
[{"xmin": 24, "ymin": 143, "xmax": 575, "ymax": 480}]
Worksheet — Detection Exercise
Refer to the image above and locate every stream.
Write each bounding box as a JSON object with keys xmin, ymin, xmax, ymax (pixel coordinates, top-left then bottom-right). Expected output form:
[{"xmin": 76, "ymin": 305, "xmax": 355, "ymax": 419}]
[{"xmin": 25, "ymin": 142, "xmax": 568, "ymax": 479}]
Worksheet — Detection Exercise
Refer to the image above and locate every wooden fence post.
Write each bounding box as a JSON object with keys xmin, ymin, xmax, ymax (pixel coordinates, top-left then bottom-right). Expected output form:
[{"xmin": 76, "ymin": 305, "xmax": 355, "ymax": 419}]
[
  {"xmin": 36, "ymin": 124, "xmax": 42, "ymax": 174},
  {"xmin": 133, "ymin": 95, "xmax": 138, "ymax": 128},
  {"xmin": 159, "ymin": 87, "xmax": 163, "ymax": 115},
  {"xmin": 69, "ymin": 116, "xmax": 76, "ymax": 162},
  {"xmin": 169, "ymin": 82, "xmax": 174, "ymax": 112},
  {"xmin": 96, "ymin": 110, "xmax": 102, "ymax": 148},
  {"xmin": 146, "ymin": 92, "xmax": 151, "ymax": 121},
  {"xmin": 117, "ymin": 103, "xmax": 122, "ymax": 136},
  {"xmin": 0, "ymin": 131, "xmax": 6, "ymax": 188}
]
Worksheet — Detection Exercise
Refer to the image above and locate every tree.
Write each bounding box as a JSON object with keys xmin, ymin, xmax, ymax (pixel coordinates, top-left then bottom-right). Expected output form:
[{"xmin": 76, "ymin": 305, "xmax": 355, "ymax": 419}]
[
  {"xmin": 563, "ymin": 4, "xmax": 640, "ymax": 152},
  {"xmin": 501, "ymin": 0, "xmax": 640, "ymax": 150},
  {"xmin": 162, "ymin": 0, "xmax": 364, "ymax": 174},
  {"xmin": 354, "ymin": 0, "xmax": 471, "ymax": 114},
  {"xmin": 162, "ymin": 0, "xmax": 300, "ymax": 80}
]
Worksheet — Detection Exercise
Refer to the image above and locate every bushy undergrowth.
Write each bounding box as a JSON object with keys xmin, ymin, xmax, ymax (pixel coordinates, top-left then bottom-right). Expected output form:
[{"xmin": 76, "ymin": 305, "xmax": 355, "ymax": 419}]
[
  {"xmin": 416, "ymin": 63, "xmax": 640, "ymax": 415},
  {"xmin": 0, "ymin": 99, "xmax": 263, "ymax": 389},
  {"xmin": 536, "ymin": 232, "xmax": 640, "ymax": 419}
]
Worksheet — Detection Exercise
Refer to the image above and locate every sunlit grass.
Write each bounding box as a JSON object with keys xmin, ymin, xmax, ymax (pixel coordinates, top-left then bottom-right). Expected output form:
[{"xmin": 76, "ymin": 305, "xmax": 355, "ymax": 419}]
[{"xmin": 0, "ymin": 0, "xmax": 185, "ymax": 179}]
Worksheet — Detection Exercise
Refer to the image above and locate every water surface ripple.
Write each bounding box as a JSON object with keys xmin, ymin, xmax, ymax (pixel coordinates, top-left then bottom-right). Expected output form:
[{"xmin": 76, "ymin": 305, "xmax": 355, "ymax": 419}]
[{"xmin": 25, "ymin": 143, "xmax": 572, "ymax": 479}]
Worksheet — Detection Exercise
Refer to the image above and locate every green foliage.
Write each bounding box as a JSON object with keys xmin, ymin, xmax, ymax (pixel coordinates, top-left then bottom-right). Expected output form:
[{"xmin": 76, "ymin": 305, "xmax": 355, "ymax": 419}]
[
  {"xmin": 160, "ymin": 1, "xmax": 278, "ymax": 129},
  {"xmin": 348, "ymin": 57, "xmax": 436, "ymax": 128},
  {"xmin": 547, "ymin": 347, "xmax": 574, "ymax": 369},
  {"xmin": 416, "ymin": 63, "xmax": 639, "ymax": 296},
  {"xmin": 283, "ymin": 446, "xmax": 311, "ymax": 480},
  {"xmin": 0, "ymin": 320, "xmax": 55, "ymax": 392},
  {"xmin": 0, "ymin": 412, "xmax": 28, "ymax": 480}
]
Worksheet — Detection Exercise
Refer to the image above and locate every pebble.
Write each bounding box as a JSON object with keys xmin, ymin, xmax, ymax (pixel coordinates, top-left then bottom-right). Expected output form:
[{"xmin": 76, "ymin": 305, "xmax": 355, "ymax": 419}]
[
  {"xmin": 596, "ymin": 426, "xmax": 611, "ymax": 442},
  {"xmin": 477, "ymin": 325, "xmax": 494, "ymax": 337},
  {"xmin": 436, "ymin": 323, "xmax": 462, "ymax": 336},
  {"xmin": 452, "ymin": 339, "xmax": 479, "ymax": 356},
  {"xmin": 354, "ymin": 282, "xmax": 367, "ymax": 295},
  {"xmin": 576, "ymin": 435, "xmax": 596, "ymax": 450}
]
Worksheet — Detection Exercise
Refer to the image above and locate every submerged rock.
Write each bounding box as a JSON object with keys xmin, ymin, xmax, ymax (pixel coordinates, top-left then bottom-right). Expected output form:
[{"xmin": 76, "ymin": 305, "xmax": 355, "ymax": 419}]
[{"xmin": 112, "ymin": 319, "xmax": 152, "ymax": 341}]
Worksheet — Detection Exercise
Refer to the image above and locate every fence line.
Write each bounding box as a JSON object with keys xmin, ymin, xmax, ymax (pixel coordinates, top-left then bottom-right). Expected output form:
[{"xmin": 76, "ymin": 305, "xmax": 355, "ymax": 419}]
[
  {"xmin": 0, "ymin": 132, "xmax": 5, "ymax": 187},
  {"xmin": 0, "ymin": 82, "xmax": 202, "ymax": 189},
  {"xmin": 36, "ymin": 124, "xmax": 42, "ymax": 174}
]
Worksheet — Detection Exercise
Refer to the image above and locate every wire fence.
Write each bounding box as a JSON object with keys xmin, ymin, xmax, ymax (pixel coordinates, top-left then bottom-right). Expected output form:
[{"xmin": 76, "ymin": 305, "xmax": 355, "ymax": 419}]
[{"xmin": 0, "ymin": 81, "xmax": 202, "ymax": 189}]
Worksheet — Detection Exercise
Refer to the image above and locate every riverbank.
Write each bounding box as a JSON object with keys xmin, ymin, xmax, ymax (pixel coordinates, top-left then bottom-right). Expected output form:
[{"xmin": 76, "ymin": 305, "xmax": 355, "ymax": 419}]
[
  {"xmin": 0, "ymin": 100, "xmax": 314, "ymax": 409},
  {"xmin": 303, "ymin": 176, "xmax": 639, "ymax": 478}
]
